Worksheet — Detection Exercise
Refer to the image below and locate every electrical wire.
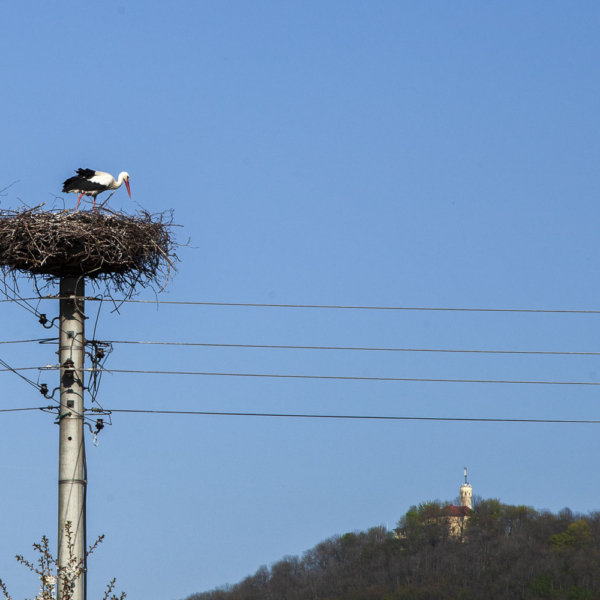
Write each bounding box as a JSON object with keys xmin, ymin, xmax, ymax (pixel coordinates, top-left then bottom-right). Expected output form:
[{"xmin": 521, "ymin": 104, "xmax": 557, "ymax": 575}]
[
  {"xmin": 87, "ymin": 298, "xmax": 113, "ymax": 409},
  {"xmin": 0, "ymin": 358, "xmax": 43, "ymax": 390},
  {"xmin": 0, "ymin": 338, "xmax": 56, "ymax": 345},
  {"xmin": 0, "ymin": 282, "xmax": 55, "ymax": 322},
  {"xmin": 0, "ymin": 366, "xmax": 56, "ymax": 372},
  {"xmin": 0, "ymin": 288, "xmax": 110, "ymax": 430},
  {"xmin": 5, "ymin": 296, "xmax": 600, "ymax": 314},
  {"xmin": 104, "ymin": 339, "xmax": 600, "ymax": 357},
  {"xmin": 81, "ymin": 300, "xmax": 600, "ymax": 313},
  {"xmin": 0, "ymin": 406, "xmax": 597, "ymax": 425},
  {"xmin": 4, "ymin": 365, "xmax": 600, "ymax": 387},
  {"xmin": 101, "ymin": 409, "xmax": 600, "ymax": 424},
  {"xmin": 0, "ymin": 296, "xmax": 54, "ymax": 304},
  {"xmin": 0, "ymin": 407, "xmax": 52, "ymax": 413},
  {"xmin": 3, "ymin": 336, "xmax": 600, "ymax": 358},
  {"xmin": 91, "ymin": 368, "xmax": 600, "ymax": 386}
]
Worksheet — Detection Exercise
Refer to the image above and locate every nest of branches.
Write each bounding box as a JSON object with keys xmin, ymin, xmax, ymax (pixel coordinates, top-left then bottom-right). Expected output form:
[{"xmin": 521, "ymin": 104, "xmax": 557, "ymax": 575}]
[{"xmin": 0, "ymin": 205, "xmax": 180, "ymax": 294}]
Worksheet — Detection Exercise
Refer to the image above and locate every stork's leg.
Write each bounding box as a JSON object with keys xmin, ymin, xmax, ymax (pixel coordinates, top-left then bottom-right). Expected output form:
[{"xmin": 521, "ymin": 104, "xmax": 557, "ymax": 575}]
[
  {"xmin": 93, "ymin": 197, "xmax": 97, "ymax": 212},
  {"xmin": 76, "ymin": 193, "xmax": 84, "ymax": 211}
]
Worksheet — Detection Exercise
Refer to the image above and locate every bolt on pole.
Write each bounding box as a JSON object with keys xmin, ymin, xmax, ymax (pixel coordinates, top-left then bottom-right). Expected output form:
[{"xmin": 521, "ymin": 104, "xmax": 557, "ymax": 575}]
[{"xmin": 58, "ymin": 277, "xmax": 86, "ymax": 600}]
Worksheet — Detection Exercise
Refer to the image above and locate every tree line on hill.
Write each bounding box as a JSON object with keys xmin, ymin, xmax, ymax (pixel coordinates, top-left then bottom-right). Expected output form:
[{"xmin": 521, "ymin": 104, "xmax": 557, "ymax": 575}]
[{"xmin": 185, "ymin": 498, "xmax": 600, "ymax": 600}]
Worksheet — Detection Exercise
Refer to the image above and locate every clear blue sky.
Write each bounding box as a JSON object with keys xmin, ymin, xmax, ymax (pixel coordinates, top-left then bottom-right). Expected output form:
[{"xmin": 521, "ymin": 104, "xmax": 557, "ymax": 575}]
[{"xmin": 1, "ymin": 1, "xmax": 600, "ymax": 599}]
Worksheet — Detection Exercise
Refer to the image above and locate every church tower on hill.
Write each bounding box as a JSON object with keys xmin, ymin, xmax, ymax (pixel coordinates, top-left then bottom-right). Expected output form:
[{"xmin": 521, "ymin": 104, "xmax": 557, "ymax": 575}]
[
  {"xmin": 393, "ymin": 468, "xmax": 474, "ymax": 541},
  {"xmin": 460, "ymin": 467, "xmax": 472, "ymax": 509}
]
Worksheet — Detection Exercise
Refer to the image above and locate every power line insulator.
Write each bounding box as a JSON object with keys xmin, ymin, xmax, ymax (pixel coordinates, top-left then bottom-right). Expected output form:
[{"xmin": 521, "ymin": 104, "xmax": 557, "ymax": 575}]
[{"xmin": 62, "ymin": 359, "xmax": 75, "ymax": 376}]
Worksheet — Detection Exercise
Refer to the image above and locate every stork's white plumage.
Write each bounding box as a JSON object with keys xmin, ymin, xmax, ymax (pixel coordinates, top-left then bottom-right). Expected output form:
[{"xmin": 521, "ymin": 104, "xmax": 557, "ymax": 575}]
[{"xmin": 62, "ymin": 168, "xmax": 131, "ymax": 210}]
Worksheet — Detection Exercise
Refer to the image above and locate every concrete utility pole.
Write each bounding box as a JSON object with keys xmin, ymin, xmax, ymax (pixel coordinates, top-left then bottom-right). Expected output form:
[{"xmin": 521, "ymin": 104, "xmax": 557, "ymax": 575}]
[{"xmin": 58, "ymin": 277, "xmax": 86, "ymax": 600}]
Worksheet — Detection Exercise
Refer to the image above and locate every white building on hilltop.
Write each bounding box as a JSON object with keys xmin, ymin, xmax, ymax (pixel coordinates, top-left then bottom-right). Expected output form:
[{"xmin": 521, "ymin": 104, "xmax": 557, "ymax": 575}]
[
  {"xmin": 460, "ymin": 467, "xmax": 472, "ymax": 509},
  {"xmin": 394, "ymin": 468, "xmax": 474, "ymax": 541}
]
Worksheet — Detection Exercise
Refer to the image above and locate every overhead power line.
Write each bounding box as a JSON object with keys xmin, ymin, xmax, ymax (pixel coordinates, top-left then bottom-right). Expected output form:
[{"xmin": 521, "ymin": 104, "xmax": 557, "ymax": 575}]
[
  {"xmin": 0, "ymin": 366, "xmax": 50, "ymax": 372},
  {"xmin": 0, "ymin": 339, "xmax": 55, "ymax": 345},
  {"xmin": 3, "ymin": 337, "xmax": 600, "ymax": 358},
  {"xmin": 3, "ymin": 337, "xmax": 600, "ymax": 357},
  {"xmin": 0, "ymin": 406, "xmax": 597, "ymax": 424},
  {"xmin": 92, "ymin": 368, "xmax": 600, "ymax": 386},
  {"xmin": 0, "ymin": 407, "xmax": 52, "ymax": 413},
  {"xmin": 4, "ymin": 366, "xmax": 600, "ymax": 387},
  {"xmin": 83, "ymin": 300, "xmax": 600, "ymax": 314},
  {"xmin": 0, "ymin": 283, "xmax": 48, "ymax": 320},
  {"xmin": 101, "ymin": 409, "xmax": 600, "ymax": 424},
  {"xmin": 5, "ymin": 296, "xmax": 600, "ymax": 314},
  {"xmin": 105, "ymin": 339, "xmax": 600, "ymax": 357},
  {"xmin": 0, "ymin": 358, "xmax": 42, "ymax": 390}
]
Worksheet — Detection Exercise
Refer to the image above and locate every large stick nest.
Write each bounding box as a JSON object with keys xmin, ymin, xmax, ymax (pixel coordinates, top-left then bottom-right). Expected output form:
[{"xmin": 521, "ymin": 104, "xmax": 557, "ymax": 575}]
[{"xmin": 0, "ymin": 205, "xmax": 180, "ymax": 293}]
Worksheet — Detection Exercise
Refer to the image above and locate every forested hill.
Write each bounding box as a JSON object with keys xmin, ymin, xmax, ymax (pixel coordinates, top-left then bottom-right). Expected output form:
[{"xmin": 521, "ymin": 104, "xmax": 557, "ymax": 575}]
[{"xmin": 185, "ymin": 499, "xmax": 600, "ymax": 600}]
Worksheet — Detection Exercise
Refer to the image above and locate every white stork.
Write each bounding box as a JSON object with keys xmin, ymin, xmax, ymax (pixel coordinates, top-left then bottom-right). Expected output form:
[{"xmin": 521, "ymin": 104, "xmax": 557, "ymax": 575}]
[{"xmin": 62, "ymin": 168, "xmax": 131, "ymax": 211}]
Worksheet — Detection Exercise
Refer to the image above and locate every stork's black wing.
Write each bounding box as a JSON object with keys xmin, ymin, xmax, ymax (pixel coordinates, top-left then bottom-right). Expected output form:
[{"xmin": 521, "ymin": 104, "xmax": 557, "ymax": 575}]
[{"xmin": 62, "ymin": 168, "xmax": 104, "ymax": 194}]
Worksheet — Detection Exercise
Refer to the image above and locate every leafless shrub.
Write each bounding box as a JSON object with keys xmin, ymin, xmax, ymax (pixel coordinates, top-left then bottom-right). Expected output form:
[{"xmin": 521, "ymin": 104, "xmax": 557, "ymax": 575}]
[{"xmin": 0, "ymin": 522, "xmax": 125, "ymax": 600}]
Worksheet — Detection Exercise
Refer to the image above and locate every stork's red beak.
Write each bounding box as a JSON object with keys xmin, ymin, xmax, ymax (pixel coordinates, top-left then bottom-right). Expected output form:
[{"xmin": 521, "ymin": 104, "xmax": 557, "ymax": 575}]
[{"xmin": 125, "ymin": 179, "xmax": 131, "ymax": 197}]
